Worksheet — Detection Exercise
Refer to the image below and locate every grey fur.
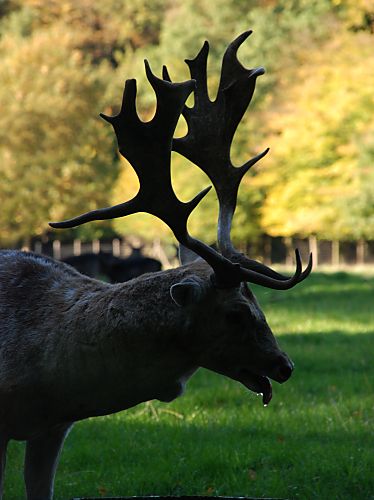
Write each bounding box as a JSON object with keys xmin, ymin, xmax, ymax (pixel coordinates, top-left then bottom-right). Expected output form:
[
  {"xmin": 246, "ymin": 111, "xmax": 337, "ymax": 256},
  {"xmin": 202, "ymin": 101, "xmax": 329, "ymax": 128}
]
[{"xmin": 0, "ymin": 250, "xmax": 293, "ymax": 499}]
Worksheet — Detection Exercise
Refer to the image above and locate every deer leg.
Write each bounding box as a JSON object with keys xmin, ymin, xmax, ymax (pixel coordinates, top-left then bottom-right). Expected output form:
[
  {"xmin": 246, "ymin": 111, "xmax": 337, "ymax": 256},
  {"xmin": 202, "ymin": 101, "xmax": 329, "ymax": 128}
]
[
  {"xmin": 24, "ymin": 423, "xmax": 72, "ymax": 500},
  {"xmin": 0, "ymin": 435, "xmax": 8, "ymax": 499}
]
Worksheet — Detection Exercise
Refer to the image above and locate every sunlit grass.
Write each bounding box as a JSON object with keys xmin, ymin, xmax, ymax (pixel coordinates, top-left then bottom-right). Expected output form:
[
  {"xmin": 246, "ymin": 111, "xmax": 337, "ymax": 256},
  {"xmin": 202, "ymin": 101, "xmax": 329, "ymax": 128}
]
[{"xmin": 4, "ymin": 272, "xmax": 374, "ymax": 499}]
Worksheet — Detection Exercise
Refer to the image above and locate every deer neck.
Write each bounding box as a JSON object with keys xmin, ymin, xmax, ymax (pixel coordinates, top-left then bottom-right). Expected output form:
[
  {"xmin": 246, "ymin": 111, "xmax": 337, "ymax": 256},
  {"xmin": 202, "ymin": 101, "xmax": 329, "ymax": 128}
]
[{"xmin": 53, "ymin": 270, "xmax": 199, "ymax": 419}]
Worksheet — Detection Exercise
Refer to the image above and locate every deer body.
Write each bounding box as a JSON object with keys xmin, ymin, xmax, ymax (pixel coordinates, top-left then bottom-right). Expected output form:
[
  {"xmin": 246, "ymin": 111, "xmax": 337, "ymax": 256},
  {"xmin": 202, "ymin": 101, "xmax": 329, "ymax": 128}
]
[
  {"xmin": 0, "ymin": 249, "xmax": 291, "ymax": 499},
  {"xmin": 0, "ymin": 249, "xmax": 290, "ymax": 438}
]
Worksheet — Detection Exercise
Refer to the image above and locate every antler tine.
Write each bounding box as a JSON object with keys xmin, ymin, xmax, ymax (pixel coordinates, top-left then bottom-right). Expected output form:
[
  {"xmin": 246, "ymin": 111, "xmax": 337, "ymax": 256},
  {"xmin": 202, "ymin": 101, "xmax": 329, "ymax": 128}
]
[
  {"xmin": 184, "ymin": 40, "xmax": 210, "ymax": 108},
  {"xmin": 239, "ymin": 249, "xmax": 313, "ymax": 289},
  {"xmin": 165, "ymin": 31, "xmax": 311, "ymax": 286}
]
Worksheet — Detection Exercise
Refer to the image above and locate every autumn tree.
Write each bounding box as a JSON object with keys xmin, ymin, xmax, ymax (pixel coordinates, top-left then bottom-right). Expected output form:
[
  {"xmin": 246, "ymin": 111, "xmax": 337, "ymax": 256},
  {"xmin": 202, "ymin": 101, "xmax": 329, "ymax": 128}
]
[
  {"xmin": 1, "ymin": 0, "xmax": 373, "ymax": 247},
  {"xmin": 0, "ymin": 25, "xmax": 118, "ymax": 246},
  {"xmin": 1, "ymin": 0, "xmax": 166, "ymax": 64},
  {"xmin": 257, "ymin": 30, "xmax": 374, "ymax": 240}
]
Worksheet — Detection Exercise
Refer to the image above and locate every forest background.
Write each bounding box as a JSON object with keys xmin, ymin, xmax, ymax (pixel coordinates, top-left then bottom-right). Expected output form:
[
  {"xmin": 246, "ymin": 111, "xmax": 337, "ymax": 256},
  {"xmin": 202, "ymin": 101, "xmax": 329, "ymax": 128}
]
[{"xmin": 0, "ymin": 0, "xmax": 373, "ymax": 252}]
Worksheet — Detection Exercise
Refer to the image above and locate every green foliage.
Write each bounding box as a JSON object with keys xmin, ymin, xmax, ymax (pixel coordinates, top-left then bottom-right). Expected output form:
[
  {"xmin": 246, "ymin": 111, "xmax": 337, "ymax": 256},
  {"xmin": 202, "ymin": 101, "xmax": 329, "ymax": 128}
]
[
  {"xmin": 0, "ymin": 24, "xmax": 119, "ymax": 245},
  {"xmin": 259, "ymin": 31, "xmax": 374, "ymax": 239}
]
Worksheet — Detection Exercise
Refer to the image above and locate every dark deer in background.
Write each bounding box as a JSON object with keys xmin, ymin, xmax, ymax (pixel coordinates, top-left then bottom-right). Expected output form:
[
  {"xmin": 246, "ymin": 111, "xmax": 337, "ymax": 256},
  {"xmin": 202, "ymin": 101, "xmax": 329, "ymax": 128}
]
[
  {"xmin": 63, "ymin": 248, "xmax": 162, "ymax": 283},
  {"xmin": 0, "ymin": 32, "xmax": 312, "ymax": 499}
]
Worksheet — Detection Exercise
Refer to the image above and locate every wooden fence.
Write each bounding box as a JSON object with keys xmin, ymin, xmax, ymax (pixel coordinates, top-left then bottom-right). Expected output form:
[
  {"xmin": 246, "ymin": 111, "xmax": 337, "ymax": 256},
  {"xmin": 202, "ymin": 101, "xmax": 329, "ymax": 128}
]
[
  {"xmin": 22, "ymin": 236, "xmax": 374, "ymax": 269},
  {"xmin": 264, "ymin": 236, "xmax": 374, "ymax": 267},
  {"xmin": 29, "ymin": 237, "xmax": 177, "ymax": 268}
]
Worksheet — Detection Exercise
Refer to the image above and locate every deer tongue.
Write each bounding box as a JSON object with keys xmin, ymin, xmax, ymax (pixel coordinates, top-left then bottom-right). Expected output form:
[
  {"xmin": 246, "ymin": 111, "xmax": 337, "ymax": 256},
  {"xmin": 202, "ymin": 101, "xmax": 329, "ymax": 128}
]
[{"xmin": 237, "ymin": 370, "xmax": 272, "ymax": 405}]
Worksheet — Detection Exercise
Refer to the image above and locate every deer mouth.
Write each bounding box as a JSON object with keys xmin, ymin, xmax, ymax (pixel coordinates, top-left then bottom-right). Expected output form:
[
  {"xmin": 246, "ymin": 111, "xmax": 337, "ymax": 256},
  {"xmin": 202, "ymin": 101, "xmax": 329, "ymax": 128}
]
[{"xmin": 237, "ymin": 369, "xmax": 272, "ymax": 405}]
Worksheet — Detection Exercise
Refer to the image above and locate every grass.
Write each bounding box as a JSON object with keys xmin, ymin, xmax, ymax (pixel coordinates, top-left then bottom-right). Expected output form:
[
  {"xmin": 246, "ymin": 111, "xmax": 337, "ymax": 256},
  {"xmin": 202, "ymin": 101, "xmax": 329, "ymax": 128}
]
[{"xmin": 4, "ymin": 271, "xmax": 374, "ymax": 499}]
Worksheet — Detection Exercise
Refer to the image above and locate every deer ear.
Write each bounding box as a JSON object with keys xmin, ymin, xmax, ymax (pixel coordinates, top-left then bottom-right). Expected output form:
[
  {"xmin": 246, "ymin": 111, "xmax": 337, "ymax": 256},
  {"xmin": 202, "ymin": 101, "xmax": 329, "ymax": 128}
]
[{"xmin": 170, "ymin": 278, "xmax": 204, "ymax": 307}]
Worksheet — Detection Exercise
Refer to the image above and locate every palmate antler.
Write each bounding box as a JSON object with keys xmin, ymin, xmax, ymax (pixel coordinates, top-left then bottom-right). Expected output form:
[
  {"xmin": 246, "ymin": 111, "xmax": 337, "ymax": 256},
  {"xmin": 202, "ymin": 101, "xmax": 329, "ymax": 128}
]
[
  {"xmin": 164, "ymin": 30, "xmax": 312, "ymax": 282},
  {"xmin": 50, "ymin": 33, "xmax": 311, "ymax": 289}
]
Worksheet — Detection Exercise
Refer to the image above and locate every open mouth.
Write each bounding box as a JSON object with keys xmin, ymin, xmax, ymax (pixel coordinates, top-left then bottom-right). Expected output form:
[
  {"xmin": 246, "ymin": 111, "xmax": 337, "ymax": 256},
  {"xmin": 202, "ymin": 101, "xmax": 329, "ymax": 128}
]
[{"xmin": 236, "ymin": 369, "xmax": 272, "ymax": 405}]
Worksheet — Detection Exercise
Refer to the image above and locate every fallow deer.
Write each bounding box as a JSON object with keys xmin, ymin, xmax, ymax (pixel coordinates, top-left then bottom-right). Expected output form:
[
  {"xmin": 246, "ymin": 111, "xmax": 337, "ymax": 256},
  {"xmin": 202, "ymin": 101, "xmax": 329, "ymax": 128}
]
[
  {"xmin": 63, "ymin": 249, "xmax": 162, "ymax": 283},
  {"xmin": 0, "ymin": 31, "xmax": 311, "ymax": 499}
]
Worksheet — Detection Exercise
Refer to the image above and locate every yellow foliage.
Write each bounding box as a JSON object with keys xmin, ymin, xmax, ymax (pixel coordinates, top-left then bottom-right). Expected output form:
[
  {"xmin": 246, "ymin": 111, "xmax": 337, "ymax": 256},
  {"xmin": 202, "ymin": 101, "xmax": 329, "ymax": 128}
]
[{"xmin": 258, "ymin": 30, "xmax": 374, "ymax": 239}]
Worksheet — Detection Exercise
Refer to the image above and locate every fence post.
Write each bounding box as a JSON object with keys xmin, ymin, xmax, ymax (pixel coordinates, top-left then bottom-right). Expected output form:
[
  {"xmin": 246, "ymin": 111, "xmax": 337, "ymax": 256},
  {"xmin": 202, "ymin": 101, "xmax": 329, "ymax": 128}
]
[
  {"xmin": 309, "ymin": 235, "xmax": 318, "ymax": 267},
  {"xmin": 92, "ymin": 239, "xmax": 100, "ymax": 254},
  {"xmin": 332, "ymin": 240, "xmax": 340, "ymax": 267},
  {"xmin": 34, "ymin": 241, "xmax": 42, "ymax": 254},
  {"xmin": 357, "ymin": 239, "xmax": 366, "ymax": 265},
  {"xmin": 73, "ymin": 239, "xmax": 81, "ymax": 256},
  {"xmin": 263, "ymin": 235, "xmax": 272, "ymax": 265},
  {"xmin": 53, "ymin": 240, "xmax": 61, "ymax": 260},
  {"xmin": 112, "ymin": 238, "xmax": 121, "ymax": 257},
  {"xmin": 284, "ymin": 237, "xmax": 293, "ymax": 266}
]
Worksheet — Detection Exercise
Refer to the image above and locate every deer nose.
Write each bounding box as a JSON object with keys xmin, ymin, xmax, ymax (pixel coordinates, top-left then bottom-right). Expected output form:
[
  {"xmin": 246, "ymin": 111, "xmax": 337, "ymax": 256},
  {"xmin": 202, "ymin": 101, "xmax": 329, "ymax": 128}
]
[{"xmin": 273, "ymin": 355, "xmax": 294, "ymax": 383}]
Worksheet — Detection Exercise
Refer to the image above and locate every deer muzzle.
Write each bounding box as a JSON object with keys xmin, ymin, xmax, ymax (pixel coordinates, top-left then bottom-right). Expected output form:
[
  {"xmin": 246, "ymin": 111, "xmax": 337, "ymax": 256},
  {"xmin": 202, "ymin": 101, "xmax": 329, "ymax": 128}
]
[
  {"xmin": 234, "ymin": 352, "xmax": 294, "ymax": 406},
  {"xmin": 270, "ymin": 353, "xmax": 294, "ymax": 384}
]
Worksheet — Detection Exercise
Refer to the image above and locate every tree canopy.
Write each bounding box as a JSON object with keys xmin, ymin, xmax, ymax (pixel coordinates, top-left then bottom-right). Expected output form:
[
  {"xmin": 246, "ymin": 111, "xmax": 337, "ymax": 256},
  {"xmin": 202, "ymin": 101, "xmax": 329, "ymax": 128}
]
[
  {"xmin": 258, "ymin": 30, "xmax": 374, "ymax": 240},
  {"xmin": 0, "ymin": 0, "xmax": 373, "ymax": 246}
]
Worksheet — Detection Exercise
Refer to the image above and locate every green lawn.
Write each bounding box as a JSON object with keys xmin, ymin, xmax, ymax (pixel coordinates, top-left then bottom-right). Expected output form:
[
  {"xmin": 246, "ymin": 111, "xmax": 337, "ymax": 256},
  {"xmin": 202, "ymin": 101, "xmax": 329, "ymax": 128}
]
[{"xmin": 4, "ymin": 272, "xmax": 374, "ymax": 499}]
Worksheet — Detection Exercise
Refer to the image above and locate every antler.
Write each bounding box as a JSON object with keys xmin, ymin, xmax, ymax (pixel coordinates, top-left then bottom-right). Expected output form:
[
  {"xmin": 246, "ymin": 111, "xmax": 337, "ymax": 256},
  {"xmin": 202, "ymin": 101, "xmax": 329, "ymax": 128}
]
[
  {"xmin": 50, "ymin": 48, "xmax": 310, "ymax": 289},
  {"xmin": 49, "ymin": 63, "xmax": 231, "ymax": 284},
  {"xmin": 164, "ymin": 31, "xmax": 312, "ymax": 282}
]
